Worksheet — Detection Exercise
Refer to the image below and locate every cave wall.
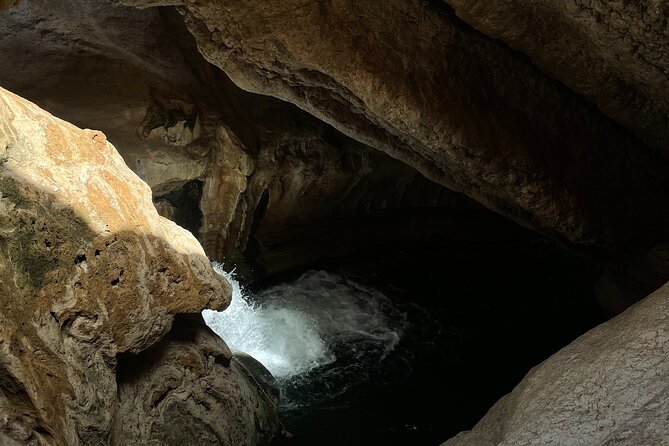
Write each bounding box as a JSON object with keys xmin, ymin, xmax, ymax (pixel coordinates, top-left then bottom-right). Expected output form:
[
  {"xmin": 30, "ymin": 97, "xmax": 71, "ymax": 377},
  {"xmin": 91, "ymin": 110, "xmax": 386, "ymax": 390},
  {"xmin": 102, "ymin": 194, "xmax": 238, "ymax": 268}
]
[
  {"xmin": 122, "ymin": 0, "xmax": 669, "ymax": 262},
  {"xmin": 109, "ymin": 0, "xmax": 669, "ymax": 291},
  {"xmin": 1, "ymin": 0, "xmax": 669, "ymax": 444},
  {"xmin": 0, "ymin": 0, "xmax": 496, "ymax": 276},
  {"xmin": 2, "ymin": 0, "xmax": 665, "ymax": 285},
  {"xmin": 444, "ymin": 0, "xmax": 669, "ymax": 156}
]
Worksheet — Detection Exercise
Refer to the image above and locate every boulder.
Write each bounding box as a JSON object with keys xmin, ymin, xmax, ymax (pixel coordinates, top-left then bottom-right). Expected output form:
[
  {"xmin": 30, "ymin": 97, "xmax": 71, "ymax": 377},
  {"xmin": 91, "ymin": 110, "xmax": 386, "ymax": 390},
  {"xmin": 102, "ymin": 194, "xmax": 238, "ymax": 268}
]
[
  {"xmin": 0, "ymin": 86, "xmax": 278, "ymax": 444},
  {"xmin": 442, "ymin": 282, "xmax": 669, "ymax": 446}
]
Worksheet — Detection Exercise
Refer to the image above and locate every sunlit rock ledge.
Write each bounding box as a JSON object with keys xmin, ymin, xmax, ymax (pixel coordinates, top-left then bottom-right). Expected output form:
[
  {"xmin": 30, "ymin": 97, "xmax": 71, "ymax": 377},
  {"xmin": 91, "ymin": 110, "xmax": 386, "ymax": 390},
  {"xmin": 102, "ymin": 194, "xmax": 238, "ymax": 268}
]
[{"xmin": 0, "ymin": 86, "xmax": 279, "ymax": 445}]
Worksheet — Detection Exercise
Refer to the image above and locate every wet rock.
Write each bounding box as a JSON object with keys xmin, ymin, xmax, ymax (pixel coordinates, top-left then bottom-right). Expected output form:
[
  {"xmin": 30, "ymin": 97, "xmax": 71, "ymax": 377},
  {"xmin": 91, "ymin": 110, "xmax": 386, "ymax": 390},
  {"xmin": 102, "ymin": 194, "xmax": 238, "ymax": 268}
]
[{"xmin": 232, "ymin": 351, "xmax": 281, "ymax": 401}]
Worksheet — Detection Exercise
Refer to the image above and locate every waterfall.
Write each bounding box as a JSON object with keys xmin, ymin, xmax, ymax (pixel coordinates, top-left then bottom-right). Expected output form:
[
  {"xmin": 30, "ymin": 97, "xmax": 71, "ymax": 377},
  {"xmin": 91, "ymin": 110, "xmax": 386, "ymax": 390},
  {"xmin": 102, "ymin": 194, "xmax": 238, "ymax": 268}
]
[{"xmin": 202, "ymin": 263, "xmax": 406, "ymax": 386}]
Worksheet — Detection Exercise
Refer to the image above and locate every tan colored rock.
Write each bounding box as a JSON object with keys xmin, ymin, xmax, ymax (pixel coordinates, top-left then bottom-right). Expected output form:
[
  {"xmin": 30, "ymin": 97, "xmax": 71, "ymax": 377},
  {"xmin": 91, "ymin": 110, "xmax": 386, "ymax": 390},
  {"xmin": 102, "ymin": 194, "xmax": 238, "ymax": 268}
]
[
  {"xmin": 442, "ymin": 282, "xmax": 669, "ymax": 446},
  {"xmin": 0, "ymin": 0, "xmax": 214, "ymax": 190},
  {"xmin": 112, "ymin": 316, "xmax": 278, "ymax": 446},
  {"xmin": 445, "ymin": 0, "xmax": 669, "ymax": 155},
  {"xmin": 0, "ymin": 0, "xmax": 19, "ymax": 11},
  {"xmin": 7, "ymin": 0, "xmax": 667, "ymax": 282},
  {"xmin": 0, "ymin": 86, "xmax": 278, "ymax": 444},
  {"xmin": 121, "ymin": 0, "xmax": 669, "ymax": 258}
]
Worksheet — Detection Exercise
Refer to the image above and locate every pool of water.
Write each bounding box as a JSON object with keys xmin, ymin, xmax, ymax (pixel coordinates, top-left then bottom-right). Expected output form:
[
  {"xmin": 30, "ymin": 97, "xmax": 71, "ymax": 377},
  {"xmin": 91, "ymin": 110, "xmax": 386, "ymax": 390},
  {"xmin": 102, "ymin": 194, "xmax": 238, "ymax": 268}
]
[{"xmin": 204, "ymin": 241, "xmax": 606, "ymax": 445}]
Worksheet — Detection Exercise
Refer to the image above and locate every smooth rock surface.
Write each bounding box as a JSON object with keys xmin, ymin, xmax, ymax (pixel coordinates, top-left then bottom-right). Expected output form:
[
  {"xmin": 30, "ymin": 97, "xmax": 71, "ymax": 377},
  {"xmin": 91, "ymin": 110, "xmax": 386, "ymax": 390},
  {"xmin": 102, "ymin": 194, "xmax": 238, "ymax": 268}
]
[
  {"xmin": 442, "ymin": 282, "xmax": 669, "ymax": 446},
  {"xmin": 0, "ymin": 86, "xmax": 277, "ymax": 444}
]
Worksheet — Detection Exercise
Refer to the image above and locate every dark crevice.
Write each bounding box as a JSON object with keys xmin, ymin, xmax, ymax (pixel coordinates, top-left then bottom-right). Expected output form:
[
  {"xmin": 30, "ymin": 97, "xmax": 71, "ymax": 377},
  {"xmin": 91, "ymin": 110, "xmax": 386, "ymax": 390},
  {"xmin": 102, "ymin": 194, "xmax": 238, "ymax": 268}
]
[
  {"xmin": 243, "ymin": 188, "xmax": 270, "ymax": 271},
  {"xmin": 153, "ymin": 179, "xmax": 204, "ymax": 238}
]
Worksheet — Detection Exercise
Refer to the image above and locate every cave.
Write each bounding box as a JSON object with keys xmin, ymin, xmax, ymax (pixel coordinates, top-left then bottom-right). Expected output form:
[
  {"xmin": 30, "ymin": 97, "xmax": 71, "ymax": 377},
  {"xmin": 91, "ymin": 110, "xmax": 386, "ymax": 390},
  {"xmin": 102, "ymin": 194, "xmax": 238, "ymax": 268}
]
[{"xmin": 0, "ymin": 1, "xmax": 667, "ymax": 446}]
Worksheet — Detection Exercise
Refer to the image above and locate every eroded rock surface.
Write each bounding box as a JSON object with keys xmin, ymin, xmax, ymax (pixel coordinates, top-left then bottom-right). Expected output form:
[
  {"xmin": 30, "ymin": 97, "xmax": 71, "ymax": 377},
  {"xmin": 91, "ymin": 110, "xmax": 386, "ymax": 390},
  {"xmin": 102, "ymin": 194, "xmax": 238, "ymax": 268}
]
[
  {"xmin": 0, "ymin": 0, "xmax": 488, "ymax": 276},
  {"xmin": 123, "ymin": 0, "xmax": 669, "ymax": 263},
  {"xmin": 445, "ymin": 0, "xmax": 669, "ymax": 155},
  {"xmin": 113, "ymin": 316, "xmax": 278, "ymax": 446},
  {"xmin": 0, "ymin": 86, "xmax": 278, "ymax": 444},
  {"xmin": 442, "ymin": 281, "xmax": 669, "ymax": 446}
]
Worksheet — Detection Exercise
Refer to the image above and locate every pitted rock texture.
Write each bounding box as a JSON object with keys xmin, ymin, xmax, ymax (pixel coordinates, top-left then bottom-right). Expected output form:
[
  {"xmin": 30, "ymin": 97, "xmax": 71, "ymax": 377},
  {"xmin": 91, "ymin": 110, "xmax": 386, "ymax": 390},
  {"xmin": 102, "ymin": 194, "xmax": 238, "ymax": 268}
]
[
  {"xmin": 0, "ymin": 86, "xmax": 277, "ymax": 445},
  {"xmin": 441, "ymin": 281, "xmax": 669, "ymax": 446},
  {"xmin": 445, "ymin": 0, "xmax": 669, "ymax": 155},
  {"xmin": 123, "ymin": 0, "xmax": 669, "ymax": 260}
]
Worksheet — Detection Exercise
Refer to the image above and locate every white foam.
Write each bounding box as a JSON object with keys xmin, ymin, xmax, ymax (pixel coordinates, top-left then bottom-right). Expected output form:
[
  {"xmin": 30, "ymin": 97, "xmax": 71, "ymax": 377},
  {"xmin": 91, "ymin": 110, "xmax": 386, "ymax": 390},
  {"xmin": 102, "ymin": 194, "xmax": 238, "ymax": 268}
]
[{"xmin": 203, "ymin": 264, "xmax": 405, "ymax": 380}]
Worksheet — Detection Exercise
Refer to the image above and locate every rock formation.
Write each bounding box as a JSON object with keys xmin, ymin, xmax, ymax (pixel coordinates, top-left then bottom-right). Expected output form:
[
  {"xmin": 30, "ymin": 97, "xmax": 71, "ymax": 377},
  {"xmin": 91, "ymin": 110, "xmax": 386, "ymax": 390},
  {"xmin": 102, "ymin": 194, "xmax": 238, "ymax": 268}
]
[
  {"xmin": 1, "ymin": 0, "xmax": 669, "ymax": 444},
  {"xmin": 445, "ymin": 0, "xmax": 669, "ymax": 155},
  {"xmin": 442, "ymin": 282, "xmax": 669, "ymax": 446},
  {"xmin": 123, "ymin": 0, "xmax": 669, "ymax": 255},
  {"xmin": 0, "ymin": 86, "xmax": 278, "ymax": 444},
  {"xmin": 0, "ymin": 0, "xmax": 486, "ymax": 276},
  {"xmin": 117, "ymin": 0, "xmax": 669, "ymax": 293}
]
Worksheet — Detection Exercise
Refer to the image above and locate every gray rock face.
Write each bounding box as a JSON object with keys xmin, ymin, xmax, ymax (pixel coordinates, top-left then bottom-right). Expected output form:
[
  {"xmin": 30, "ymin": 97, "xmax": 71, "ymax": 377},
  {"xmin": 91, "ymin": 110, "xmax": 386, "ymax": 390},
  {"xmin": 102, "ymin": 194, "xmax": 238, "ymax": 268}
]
[
  {"xmin": 0, "ymin": 86, "xmax": 278, "ymax": 444},
  {"xmin": 445, "ymin": 0, "xmax": 669, "ymax": 156},
  {"xmin": 442, "ymin": 282, "xmax": 669, "ymax": 446}
]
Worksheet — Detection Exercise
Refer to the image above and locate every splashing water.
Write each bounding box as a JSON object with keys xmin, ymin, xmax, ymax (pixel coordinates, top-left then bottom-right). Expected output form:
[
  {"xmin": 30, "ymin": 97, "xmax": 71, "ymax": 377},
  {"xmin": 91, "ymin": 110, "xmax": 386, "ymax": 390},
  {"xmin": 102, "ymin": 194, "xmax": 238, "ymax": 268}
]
[{"xmin": 202, "ymin": 263, "xmax": 406, "ymax": 384}]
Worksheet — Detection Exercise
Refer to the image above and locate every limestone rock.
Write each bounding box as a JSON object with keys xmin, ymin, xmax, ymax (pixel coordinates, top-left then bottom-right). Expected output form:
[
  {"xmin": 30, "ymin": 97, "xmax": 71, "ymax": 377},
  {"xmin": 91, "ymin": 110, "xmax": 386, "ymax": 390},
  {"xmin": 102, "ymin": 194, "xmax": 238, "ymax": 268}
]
[
  {"xmin": 442, "ymin": 282, "xmax": 669, "ymax": 446},
  {"xmin": 0, "ymin": 86, "xmax": 278, "ymax": 444},
  {"xmin": 0, "ymin": 0, "xmax": 481, "ymax": 275},
  {"xmin": 444, "ymin": 0, "xmax": 669, "ymax": 155},
  {"xmin": 5, "ymin": 0, "xmax": 669, "ymax": 282},
  {"xmin": 198, "ymin": 118, "xmax": 476, "ymax": 273},
  {"xmin": 0, "ymin": 0, "xmax": 213, "ymax": 189},
  {"xmin": 121, "ymin": 0, "xmax": 669, "ymax": 261},
  {"xmin": 113, "ymin": 316, "xmax": 278, "ymax": 446}
]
